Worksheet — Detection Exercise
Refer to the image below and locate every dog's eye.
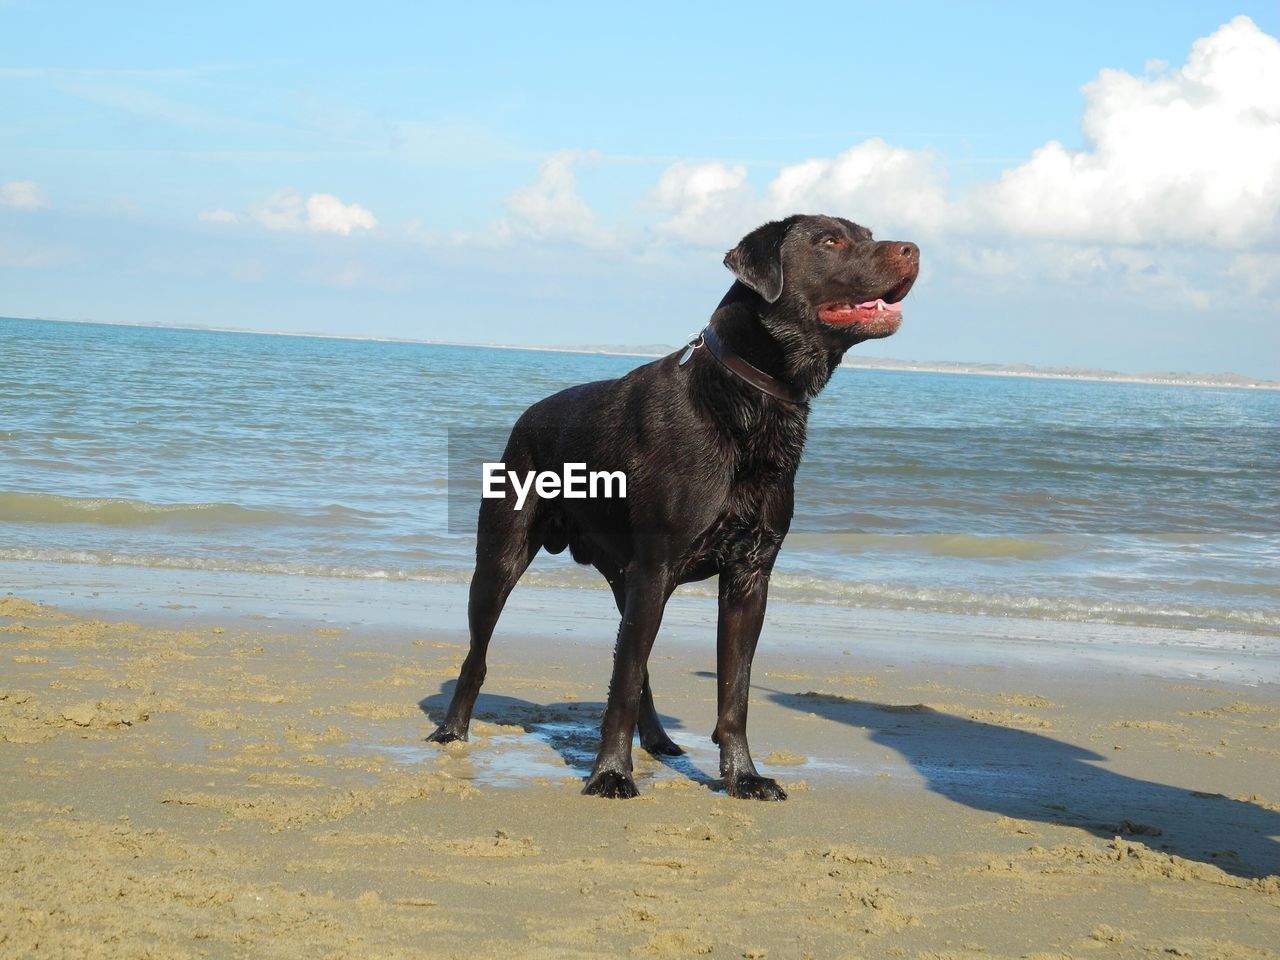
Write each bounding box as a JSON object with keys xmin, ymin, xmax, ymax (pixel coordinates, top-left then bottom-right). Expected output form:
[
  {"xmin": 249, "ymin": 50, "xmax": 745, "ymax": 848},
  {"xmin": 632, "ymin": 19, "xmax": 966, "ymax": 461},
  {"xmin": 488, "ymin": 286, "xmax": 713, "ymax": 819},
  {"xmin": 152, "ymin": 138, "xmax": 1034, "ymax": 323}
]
[{"xmin": 818, "ymin": 236, "xmax": 842, "ymax": 247}]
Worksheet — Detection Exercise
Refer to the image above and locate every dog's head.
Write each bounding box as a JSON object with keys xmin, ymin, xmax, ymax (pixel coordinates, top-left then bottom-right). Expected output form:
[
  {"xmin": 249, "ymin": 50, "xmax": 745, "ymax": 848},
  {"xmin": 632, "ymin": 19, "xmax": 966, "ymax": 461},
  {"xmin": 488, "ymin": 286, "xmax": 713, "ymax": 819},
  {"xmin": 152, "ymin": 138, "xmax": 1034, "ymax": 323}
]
[{"xmin": 724, "ymin": 215, "xmax": 919, "ymax": 343}]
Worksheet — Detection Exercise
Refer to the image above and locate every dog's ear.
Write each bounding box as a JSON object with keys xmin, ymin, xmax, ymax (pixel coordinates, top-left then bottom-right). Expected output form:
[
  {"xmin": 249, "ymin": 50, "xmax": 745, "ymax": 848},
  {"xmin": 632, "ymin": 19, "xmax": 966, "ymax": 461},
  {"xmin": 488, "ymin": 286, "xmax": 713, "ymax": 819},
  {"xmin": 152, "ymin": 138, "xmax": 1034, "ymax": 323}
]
[{"xmin": 723, "ymin": 216, "xmax": 800, "ymax": 303}]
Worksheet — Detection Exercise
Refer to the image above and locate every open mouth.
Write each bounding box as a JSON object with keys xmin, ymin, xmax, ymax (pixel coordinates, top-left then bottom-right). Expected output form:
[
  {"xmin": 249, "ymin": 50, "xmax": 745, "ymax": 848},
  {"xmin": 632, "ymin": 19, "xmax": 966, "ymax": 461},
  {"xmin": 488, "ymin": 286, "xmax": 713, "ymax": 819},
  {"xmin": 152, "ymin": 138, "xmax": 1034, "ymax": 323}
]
[
  {"xmin": 817, "ymin": 276, "xmax": 915, "ymax": 331},
  {"xmin": 817, "ymin": 298, "xmax": 902, "ymax": 326}
]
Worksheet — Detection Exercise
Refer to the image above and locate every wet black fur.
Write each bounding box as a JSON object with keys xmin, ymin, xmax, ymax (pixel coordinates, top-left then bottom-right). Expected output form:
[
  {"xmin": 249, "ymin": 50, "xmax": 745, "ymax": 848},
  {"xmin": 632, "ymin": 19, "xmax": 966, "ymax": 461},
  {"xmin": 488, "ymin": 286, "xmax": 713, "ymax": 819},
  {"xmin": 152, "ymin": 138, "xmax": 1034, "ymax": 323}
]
[{"xmin": 428, "ymin": 214, "xmax": 920, "ymax": 799}]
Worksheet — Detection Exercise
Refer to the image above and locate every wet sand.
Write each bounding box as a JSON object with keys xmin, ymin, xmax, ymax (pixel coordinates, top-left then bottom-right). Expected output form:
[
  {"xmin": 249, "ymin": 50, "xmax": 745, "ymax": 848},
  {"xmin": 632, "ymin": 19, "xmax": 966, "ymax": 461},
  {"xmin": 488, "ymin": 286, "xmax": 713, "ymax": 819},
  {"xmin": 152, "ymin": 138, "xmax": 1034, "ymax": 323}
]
[{"xmin": 2, "ymin": 586, "xmax": 1278, "ymax": 959}]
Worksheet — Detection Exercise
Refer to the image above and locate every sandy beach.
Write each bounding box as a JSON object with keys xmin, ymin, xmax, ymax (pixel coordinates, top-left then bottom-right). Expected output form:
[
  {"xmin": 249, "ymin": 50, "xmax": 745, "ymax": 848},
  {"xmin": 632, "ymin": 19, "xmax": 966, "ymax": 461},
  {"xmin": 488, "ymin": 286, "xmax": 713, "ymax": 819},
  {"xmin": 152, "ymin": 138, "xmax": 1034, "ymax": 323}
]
[{"xmin": 2, "ymin": 575, "xmax": 1277, "ymax": 959}]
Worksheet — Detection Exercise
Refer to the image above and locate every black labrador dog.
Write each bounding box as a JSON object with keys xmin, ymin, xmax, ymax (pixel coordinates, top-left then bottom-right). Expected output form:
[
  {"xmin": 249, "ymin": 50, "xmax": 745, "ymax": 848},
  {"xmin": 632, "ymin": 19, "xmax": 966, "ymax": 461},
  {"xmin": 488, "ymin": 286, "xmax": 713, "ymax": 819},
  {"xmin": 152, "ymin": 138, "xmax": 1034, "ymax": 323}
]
[{"xmin": 429, "ymin": 214, "xmax": 919, "ymax": 799}]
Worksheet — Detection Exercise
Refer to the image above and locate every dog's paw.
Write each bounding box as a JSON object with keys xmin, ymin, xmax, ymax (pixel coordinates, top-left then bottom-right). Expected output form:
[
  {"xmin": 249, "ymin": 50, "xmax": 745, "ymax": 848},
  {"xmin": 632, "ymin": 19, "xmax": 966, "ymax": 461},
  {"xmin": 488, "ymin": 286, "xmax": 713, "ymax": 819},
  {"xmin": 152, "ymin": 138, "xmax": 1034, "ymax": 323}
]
[
  {"xmin": 640, "ymin": 733, "xmax": 685, "ymax": 757},
  {"xmin": 582, "ymin": 770, "xmax": 640, "ymax": 799},
  {"xmin": 726, "ymin": 773, "xmax": 787, "ymax": 801},
  {"xmin": 425, "ymin": 725, "xmax": 467, "ymax": 745}
]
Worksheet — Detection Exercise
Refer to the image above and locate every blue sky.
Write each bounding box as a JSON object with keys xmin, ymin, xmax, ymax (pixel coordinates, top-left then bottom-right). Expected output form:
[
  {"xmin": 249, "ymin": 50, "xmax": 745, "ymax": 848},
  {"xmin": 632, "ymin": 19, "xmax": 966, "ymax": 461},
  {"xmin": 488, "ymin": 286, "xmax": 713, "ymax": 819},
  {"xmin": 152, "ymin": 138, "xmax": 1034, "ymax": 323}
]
[{"xmin": 2, "ymin": 1, "xmax": 1279, "ymax": 377}]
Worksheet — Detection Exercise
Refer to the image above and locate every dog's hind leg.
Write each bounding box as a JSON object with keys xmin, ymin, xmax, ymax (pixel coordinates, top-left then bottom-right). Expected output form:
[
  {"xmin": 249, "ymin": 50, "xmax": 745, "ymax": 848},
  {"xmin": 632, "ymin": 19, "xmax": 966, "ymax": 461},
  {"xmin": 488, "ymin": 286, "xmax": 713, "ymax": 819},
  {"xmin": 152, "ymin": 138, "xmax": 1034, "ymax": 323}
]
[
  {"xmin": 638, "ymin": 670, "xmax": 682, "ymax": 756},
  {"xmin": 427, "ymin": 493, "xmax": 539, "ymax": 744},
  {"xmin": 583, "ymin": 570, "xmax": 675, "ymax": 798},
  {"xmin": 600, "ymin": 563, "xmax": 683, "ymax": 757}
]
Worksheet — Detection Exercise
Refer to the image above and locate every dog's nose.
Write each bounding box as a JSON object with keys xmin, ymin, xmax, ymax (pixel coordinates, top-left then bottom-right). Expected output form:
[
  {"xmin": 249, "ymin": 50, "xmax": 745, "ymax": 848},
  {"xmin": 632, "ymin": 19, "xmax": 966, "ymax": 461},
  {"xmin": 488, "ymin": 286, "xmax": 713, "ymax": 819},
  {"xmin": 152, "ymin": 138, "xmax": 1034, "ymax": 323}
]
[{"xmin": 898, "ymin": 243, "xmax": 919, "ymax": 264}]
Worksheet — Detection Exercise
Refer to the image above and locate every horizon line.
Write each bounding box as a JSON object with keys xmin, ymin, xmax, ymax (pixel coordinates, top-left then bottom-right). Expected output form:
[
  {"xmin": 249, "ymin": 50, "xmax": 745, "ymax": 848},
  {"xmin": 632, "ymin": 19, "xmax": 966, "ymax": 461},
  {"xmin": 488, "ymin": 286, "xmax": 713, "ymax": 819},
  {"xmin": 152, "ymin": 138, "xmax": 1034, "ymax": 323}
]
[{"xmin": 4, "ymin": 313, "xmax": 1277, "ymax": 390}]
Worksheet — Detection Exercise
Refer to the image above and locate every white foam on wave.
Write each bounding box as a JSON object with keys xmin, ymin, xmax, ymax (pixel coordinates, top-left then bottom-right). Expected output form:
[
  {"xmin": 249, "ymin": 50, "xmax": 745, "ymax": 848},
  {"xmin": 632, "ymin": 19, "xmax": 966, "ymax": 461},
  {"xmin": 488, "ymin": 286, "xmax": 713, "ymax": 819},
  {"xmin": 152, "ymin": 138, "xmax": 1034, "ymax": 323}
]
[{"xmin": 3, "ymin": 548, "xmax": 1275, "ymax": 637}]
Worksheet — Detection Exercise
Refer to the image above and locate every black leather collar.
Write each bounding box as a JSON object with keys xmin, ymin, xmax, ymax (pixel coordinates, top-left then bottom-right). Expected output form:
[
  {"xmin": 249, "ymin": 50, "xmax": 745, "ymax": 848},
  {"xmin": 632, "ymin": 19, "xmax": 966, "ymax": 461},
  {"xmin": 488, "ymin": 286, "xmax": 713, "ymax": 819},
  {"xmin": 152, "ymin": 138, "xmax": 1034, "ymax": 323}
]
[{"xmin": 684, "ymin": 325, "xmax": 807, "ymax": 405}]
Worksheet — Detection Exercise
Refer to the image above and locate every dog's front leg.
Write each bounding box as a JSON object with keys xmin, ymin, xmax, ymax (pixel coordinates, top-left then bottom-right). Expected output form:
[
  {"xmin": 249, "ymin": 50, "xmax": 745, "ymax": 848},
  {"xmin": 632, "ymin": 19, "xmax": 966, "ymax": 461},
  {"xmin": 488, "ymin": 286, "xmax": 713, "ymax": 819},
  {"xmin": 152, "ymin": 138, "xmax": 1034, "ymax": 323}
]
[
  {"xmin": 583, "ymin": 574, "xmax": 671, "ymax": 798},
  {"xmin": 713, "ymin": 568, "xmax": 786, "ymax": 801}
]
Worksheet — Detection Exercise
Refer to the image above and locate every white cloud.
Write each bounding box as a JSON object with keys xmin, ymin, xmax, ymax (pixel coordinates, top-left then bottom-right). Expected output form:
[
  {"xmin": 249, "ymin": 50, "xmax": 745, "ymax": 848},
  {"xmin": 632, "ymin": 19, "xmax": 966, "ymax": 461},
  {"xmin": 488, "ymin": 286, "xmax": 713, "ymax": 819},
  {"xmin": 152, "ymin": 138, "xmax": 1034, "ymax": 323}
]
[
  {"xmin": 501, "ymin": 150, "xmax": 608, "ymax": 246},
  {"xmin": 248, "ymin": 189, "xmax": 308, "ymax": 232},
  {"xmin": 977, "ymin": 15, "xmax": 1280, "ymax": 247},
  {"xmin": 766, "ymin": 140, "xmax": 950, "ymax": 237},
  {"xmin": 651, "ymin": 160, "xmax": 751, "ymax": 245},
  {"xmin": 201, "ymin": 190, "xmax": 377, "ymax": 235},
  {"xmin": 303, "ymin": 193, "xmax": 378, "ymax": 235},
  {"xmin": 935, "ymin": 237, "xmax": 1223, "ymax": 312},
  {"xmin": 1, "ymin": 180, "xmax": 48, "ymax": 210},
  {"xmin": 651, "ymin": 143, "xmax": 948, "ymax": 246}
]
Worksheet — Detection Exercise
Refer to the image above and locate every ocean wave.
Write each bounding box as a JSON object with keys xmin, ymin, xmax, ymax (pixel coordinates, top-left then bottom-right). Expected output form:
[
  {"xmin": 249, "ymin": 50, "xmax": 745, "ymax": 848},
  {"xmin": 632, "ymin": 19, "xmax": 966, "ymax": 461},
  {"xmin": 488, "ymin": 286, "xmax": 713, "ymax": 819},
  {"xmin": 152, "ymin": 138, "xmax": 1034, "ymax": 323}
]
[
  {"xmin": 3, "ymin": 547, "xmax": 1276, "ymax": 637},
  {"xmin": 0, "ymin": 547, "xmax": 460, "ymax": 583},
  {"xmin": 0, "ymin": 491, "xmax": 292, "ymax": 528},
  {"xmin": 763, "ymin": 572, "xmax": 1280, "ymax": 635},
  {"xmin": 784, "ymin": 531, "xmax": 1071, "ymax": 560}
]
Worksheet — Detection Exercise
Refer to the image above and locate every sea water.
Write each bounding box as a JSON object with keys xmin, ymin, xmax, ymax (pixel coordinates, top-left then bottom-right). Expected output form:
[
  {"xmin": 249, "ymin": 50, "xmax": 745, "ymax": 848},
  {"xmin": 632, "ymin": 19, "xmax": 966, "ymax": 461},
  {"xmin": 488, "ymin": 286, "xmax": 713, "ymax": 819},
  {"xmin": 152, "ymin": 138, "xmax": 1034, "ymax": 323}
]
[{"xmin": 2, "ymin": 316, "xmax": 1277, "ymax": 639}]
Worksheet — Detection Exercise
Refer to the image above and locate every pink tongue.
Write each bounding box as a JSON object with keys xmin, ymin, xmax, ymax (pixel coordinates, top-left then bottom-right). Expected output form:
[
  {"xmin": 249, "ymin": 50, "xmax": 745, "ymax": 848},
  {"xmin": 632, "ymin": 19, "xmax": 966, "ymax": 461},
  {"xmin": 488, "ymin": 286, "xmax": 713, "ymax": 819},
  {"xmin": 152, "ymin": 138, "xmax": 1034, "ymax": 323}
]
[{"xmin": 856, "ymin": 299, "xmax": 902, "ymax": 314}]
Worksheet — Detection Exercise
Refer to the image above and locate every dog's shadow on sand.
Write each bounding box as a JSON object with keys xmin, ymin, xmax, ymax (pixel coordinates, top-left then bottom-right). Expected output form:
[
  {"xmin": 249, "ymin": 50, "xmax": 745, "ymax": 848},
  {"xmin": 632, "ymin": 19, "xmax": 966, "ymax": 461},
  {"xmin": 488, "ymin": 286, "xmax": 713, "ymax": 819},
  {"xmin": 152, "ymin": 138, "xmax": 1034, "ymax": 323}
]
[
  {"xmin": 766, "ymin": 690, "xmax": 1279, "ymax": 880},
  {"xmin": 419, "ymin": 682, "xmax": 1277, "ymax": 878},
  {"xmin": 418, "ymin": 683, "xmax": 717, "ymax": 788}
]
